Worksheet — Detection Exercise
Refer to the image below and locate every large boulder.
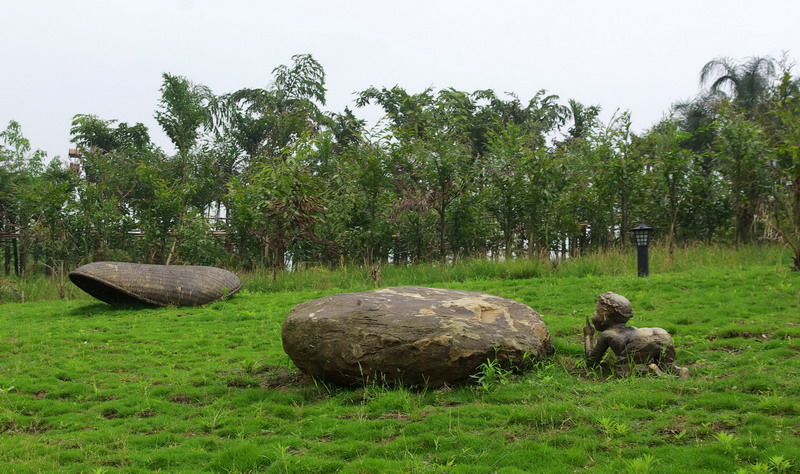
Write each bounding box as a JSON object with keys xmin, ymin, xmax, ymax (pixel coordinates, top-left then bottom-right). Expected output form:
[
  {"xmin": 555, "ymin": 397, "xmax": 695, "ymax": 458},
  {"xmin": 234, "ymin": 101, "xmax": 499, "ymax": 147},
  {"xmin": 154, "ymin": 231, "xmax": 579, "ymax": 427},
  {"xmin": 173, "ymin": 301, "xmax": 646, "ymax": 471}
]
[{"xmin": 282, "ymin": 286, "xmax": 553, "ymax": 387}]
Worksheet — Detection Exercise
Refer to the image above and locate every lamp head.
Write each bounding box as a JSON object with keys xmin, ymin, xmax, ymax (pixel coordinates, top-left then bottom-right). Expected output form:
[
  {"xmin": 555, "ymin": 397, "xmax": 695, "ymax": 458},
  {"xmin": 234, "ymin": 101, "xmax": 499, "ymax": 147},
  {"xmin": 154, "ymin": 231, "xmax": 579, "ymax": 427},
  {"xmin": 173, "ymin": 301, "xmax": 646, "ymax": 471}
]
[{"xmin": 631, "ymin": 223, "xmax": 653, "ymax": 247}]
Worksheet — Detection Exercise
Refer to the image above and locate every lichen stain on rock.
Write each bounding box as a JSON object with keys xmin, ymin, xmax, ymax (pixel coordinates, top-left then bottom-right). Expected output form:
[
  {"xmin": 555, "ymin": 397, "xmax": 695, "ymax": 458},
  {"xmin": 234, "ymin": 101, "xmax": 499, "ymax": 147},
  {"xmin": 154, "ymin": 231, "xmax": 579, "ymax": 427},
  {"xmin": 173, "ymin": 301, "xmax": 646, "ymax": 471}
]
[
  {"xmin": 438, "ymin": 318, "xmax": 482, "ymax": 340},
  {"xmin": 441, "ymin": 296, "xmax": 512, "ymax": 325},
  {"xmin": 374, "ymin": 287, "xmax": 428, "ymax": 299}
]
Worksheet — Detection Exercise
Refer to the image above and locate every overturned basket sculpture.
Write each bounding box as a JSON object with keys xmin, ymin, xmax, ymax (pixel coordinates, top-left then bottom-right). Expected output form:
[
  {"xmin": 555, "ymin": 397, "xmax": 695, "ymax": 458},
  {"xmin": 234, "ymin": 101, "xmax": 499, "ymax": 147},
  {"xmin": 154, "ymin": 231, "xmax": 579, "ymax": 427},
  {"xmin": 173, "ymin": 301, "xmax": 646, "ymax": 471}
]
[{"xmin": 69, "ymin": 262, "xmax": 243, "ymax": 307}]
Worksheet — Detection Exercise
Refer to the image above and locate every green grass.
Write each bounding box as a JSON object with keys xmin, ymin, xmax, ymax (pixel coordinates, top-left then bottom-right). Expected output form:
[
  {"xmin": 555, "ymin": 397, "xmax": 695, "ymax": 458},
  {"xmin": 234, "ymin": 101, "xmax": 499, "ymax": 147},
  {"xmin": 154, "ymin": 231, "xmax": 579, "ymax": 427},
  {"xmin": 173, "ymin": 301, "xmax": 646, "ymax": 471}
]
[{"xmin": 0, "ymin": 246, "xmax": 799, "ymax": 472}]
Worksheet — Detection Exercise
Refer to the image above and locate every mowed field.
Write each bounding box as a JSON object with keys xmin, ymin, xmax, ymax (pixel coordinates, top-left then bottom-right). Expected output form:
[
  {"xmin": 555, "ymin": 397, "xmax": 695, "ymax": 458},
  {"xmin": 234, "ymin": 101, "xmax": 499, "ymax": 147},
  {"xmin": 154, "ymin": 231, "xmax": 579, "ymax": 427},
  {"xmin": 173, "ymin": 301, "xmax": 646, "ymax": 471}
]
[{"xmin": 1, "ymin": 247, "xmax": 799, "ymax": 472}]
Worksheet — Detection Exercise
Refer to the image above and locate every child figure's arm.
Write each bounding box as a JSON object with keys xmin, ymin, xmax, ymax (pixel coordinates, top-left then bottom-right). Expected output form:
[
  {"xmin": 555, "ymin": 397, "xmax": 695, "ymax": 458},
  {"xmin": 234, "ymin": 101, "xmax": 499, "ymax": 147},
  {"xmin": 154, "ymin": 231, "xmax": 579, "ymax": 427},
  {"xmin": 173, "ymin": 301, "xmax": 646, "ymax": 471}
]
[
  {"xmin": 586, "ymin": 332, "xmax": 610, "ymax": 367},
  {"xmin": 583, "ymin": 315, "xmax": 595, "ymax": 358}
]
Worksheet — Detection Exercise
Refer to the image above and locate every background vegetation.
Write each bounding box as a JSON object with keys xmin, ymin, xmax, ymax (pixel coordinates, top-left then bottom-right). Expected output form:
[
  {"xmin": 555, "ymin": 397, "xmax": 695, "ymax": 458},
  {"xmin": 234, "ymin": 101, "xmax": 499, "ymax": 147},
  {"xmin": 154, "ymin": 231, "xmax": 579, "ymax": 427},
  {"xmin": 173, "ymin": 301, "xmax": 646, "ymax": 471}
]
[{"xmin": 2, "ymin": 54, "xmax": 800, "ymax": 278}]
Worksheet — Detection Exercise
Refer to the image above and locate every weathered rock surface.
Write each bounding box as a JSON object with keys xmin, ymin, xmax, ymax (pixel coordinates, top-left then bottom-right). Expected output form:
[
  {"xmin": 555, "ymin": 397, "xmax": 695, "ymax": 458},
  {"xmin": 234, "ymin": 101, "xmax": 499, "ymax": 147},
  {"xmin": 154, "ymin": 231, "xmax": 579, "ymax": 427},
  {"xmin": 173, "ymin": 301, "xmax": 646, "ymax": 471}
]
[{"xmin": 282, "ymin": 286, "xmax": 553, "ymax": 387}]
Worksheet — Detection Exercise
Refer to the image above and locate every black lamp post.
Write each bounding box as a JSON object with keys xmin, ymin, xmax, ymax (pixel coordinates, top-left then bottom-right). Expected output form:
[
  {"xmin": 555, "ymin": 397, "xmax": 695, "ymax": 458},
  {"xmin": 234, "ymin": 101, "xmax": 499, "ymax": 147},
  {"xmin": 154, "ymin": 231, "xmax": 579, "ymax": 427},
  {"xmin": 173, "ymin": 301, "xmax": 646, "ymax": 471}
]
[{"xmin": 631, "ymin": 223, "xmax": 653, "ymax": 277}]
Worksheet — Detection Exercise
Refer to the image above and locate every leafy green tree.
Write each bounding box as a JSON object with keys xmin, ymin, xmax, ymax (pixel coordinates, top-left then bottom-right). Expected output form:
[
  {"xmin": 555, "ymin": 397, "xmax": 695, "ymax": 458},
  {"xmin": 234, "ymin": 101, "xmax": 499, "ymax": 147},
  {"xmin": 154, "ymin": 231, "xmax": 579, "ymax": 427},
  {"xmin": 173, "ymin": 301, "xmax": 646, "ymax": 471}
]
[
  {"xmin": 224, "ymin": 54, "xmax": 326, "ymax": 163},
  {"xmin": 68, "ymin": 179, "xmax": 133, "ymax": 262},
  {"xmin": 0, "ymin": 121, "xmax": 50, "ymax": 273},
  {"xmin": 475, "ymin": 91, "xmax": 569, "ymax": 257},
  {"xmin": 700, "ymin": 56, "xmax": 777, "ymax": 115},
  {"xmin": 484, "ymin": 124, "xmax": 531, "ymax": 258},
  {"xmin": 555, "ymin": 135, "xmax": 607, "ymax": 251},
  {"xmin": 714, "ymin": 104, "xmax": 771, "ymax": 243},
  {"xmin": 672, "ymin": 94, "xmax": 718, "ymax": 153},
  {"xmin": 127, "ymin": 162, "xmax": 186, "ymax": 263},
  {"xmin": 357, "ymin": 86, "xmax": 453, "ymax": 262},
  {"xmin": 640, "ymin": 120, "xmax": 693, "ymax": 254},
  {"xmin": 324, "ymin": 139, "xmax": 395, "ymax": 265},
  {"xmin": 564, "ymin": 99, "xmax": 601, "ymax": 142},
  {"xmin": 70, "ymin": 114, "xmax": 160, "ymax": 261},
  {"xmin": 356, "ymin": 86, "xmax": 435, "ymax": 140},
  {"xmin": 174, "ymin": 213, "xmax": 227, "ymax": 266},
  {"xmin": 359, "ymin": 86, "xmax": 568, "ymax": 261},
  {"xmin": 70, "ymin": 115, "xmax": 152, "ymax": 156},
  {"xmin": 155, "ymin": 73, "xmax": 215, "ymax": 182},
  {"xmin": 421, "ymin": 132, "xmax": 474, "ymax": 261},
  {"xmin": 764, "ymin": 71, "xmax": 800, "ymax": 269},
  {"xmin": 669, "ymin": 96, "xmax": 733, "ymax": 243},
  {"xmin": 583, "ymin": 112, "xmax": 644, "ymax": 248},
  {"xmin": 681, "ymin": 162, "xmax": 731, "ymax": 243},
  {"xmin": 0, "ymin": 120, "xmax": 45, "ymax": 175},
  {"xmin": 226, "ymin": 133, "xmax": 325, "ymax": 271},
  {"xmin": 327, "ymin": 107, "xmax": 365, "ymax": 156},
  {"xmin": 24, "ymin": 159, "xmax": 79, "ymax": 272},
  {"xmin": 217, "ymin": 55, "xmax": 328, "ymax": 269}
]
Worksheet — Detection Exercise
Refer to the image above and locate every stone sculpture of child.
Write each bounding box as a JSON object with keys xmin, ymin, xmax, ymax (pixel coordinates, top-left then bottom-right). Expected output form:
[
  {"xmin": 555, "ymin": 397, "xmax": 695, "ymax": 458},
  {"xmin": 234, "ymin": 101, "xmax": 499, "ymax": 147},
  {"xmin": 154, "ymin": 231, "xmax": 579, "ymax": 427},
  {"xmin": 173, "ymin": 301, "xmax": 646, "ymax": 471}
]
[{"xmin": 583, "ymin": 292, "xmax": 689, "ymax": 378}]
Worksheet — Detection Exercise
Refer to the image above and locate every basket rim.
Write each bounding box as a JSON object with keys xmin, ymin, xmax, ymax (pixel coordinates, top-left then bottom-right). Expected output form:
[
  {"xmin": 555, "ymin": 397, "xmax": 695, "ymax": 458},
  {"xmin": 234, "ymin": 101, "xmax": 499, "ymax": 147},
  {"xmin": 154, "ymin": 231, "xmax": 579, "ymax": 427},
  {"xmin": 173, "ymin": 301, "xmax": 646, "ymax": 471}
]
[{"xmin": 69, "ymin": 270, "xmax": 166, "ymax": 306}]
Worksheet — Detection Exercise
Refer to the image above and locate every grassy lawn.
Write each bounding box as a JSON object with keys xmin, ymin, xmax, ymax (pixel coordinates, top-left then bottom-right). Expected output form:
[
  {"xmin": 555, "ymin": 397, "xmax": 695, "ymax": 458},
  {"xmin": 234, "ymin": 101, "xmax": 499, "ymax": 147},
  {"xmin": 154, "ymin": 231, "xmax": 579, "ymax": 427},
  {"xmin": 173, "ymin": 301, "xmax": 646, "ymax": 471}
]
[{"xmin": 1, "ymin": 247, "xmax": 799, "ymax": 472}]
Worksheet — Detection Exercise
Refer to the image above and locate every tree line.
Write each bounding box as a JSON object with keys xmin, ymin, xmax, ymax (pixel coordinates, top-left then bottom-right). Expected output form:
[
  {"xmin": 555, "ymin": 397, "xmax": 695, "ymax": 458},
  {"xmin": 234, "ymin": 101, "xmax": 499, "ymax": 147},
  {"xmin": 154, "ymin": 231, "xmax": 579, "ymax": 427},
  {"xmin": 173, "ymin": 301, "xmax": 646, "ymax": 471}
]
[{"xmin": 1, "ymin": 54, "xmax": 799, "ymax": 275}]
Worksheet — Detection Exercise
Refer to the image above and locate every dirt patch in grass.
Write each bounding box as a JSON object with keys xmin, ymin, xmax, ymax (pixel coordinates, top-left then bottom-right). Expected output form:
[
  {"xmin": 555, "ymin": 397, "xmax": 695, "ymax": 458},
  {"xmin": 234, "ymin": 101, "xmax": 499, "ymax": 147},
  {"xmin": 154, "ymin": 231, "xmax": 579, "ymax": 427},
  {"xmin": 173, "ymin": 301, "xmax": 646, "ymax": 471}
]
[
  {"xmin": 226, "ymin": 377, "xmax": 260, "ymax": 388},
  {"xmin": 0, "ymin": 420, "xmax": 50, "ymax": 434},
  {"xmin": 377, "ymin": 412, "xmax": 412, "ymax": 421},
  {"xmin": 258, "ymin": 365, "xmax": 308, "ymax": 389},
  {"xmin": 170, "ymin": 394, "xmax": 193, "ymax": 404},
  {"xmin": 708, "ymin": 330, "xmax": 771, "ymax": 340},
  {"xmin": 102, "ymin": 409, "xmax": 121, "ymax": 419}
]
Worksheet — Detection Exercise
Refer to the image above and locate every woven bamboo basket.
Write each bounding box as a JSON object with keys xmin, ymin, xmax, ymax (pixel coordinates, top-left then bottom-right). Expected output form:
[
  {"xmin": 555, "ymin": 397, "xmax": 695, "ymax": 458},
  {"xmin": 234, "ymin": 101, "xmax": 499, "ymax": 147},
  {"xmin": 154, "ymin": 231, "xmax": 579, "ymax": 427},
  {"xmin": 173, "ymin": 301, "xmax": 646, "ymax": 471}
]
[{"xmin": 69, "ymin": 262, "xmax": 243, "ymax": 307}]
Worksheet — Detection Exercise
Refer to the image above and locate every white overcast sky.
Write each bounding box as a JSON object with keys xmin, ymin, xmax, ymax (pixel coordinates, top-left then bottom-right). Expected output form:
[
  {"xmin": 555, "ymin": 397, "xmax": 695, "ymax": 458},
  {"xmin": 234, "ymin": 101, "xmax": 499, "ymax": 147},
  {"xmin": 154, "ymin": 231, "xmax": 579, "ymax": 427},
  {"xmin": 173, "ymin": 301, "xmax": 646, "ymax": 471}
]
[{"xmin": 2, "ymin": 0, "xmax": 798, "ymax": 160}]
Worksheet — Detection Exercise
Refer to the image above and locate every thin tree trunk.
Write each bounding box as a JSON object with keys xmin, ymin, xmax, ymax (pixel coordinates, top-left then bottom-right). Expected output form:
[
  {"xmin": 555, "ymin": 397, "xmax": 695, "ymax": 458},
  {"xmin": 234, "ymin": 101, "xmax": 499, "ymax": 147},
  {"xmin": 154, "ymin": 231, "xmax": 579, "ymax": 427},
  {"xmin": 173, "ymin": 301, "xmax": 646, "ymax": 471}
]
[
  {"xmin": 504, "ymin": 226, "xmax": 512, "ymax": 260},
  {"xmin": 4, "ymin": 241, "xmax": 10, "ymax": 276},
  {"xmin": 668, "ymin": 195, "xmax": 678, "ymax": 259},
  {"xmin": 527, "ymin": 231, "xmax": 534, "ymax": 259},
  {"xmin": 273, "ymin": 224, "xmax": 286, "ymax": 272},
  {"xmin": 165, "ymin": 239, "xmax": 178, "ymax": 265},
  {"xmin": 19, "ymin": 237, "xmax": 28, "ymax": 275},
  {"xmin": 12, "ymin": 238, "xmax": 19, "ymax": 276},
  {"xmin": 620, "ymin": 194, "xmax": 628, "ymax": 249},
  {"xmin": 438, "ymin": 204, "xmax": 446, "ymax": 263},
  {"xmin": 735, "ymin": 205, "xmax": 754, "ymax": 244},
  {"xmin": 794, "ymin": 178, "xmax": 800, "ymax": 271}
]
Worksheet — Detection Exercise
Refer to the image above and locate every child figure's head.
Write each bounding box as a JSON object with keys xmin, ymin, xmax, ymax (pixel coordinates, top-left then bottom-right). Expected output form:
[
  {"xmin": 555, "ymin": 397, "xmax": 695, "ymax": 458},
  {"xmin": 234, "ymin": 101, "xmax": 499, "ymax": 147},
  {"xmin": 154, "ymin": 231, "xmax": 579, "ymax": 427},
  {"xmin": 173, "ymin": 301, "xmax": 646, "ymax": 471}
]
[{"xmin": 591, "ymin": 292, "xmax": 633, "ymax": 330}]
